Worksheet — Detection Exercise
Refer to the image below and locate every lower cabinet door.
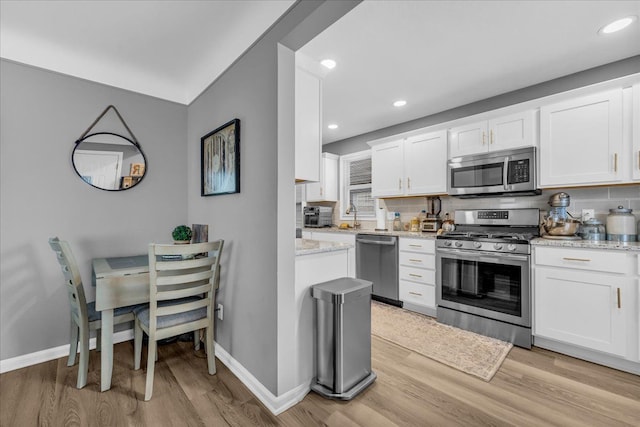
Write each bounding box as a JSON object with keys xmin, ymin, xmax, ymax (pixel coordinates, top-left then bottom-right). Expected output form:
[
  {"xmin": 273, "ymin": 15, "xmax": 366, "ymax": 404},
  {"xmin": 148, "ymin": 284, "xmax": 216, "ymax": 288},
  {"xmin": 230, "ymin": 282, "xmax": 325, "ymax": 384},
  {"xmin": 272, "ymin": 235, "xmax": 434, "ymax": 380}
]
[
  {"xmin": 399, "ymin": 280, "xmax": 435, "ymax": 309},
  {"xmin": 534, "ymin": 267, "xmax": 632, "ymax": 358}
]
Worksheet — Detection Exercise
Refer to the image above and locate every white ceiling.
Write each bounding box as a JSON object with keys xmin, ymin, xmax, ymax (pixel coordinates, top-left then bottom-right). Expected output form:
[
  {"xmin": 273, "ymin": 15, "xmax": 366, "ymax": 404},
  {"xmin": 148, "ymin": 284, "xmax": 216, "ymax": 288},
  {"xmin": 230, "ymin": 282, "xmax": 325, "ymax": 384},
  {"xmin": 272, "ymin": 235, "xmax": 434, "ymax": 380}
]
[
  {"xmin": 298, "ymin": 1, "xmax": 640, "ymax": 144},
  {"xmin": 1, "ymin": 1, "xmax": 639, "ymax": 143},
  {"xmin": 0, "ymin": 0, "xmax": 295, "ymax": 104}
]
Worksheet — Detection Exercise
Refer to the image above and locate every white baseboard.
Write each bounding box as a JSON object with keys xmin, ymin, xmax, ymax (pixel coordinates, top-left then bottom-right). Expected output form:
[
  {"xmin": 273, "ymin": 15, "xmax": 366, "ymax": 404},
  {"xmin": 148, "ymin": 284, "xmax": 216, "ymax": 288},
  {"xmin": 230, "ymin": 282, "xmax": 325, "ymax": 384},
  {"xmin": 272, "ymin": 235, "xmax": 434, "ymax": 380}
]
[
  {"xmin": 534, "ymin": 336, "xmax": 640, "ymax": 375},
  {"xmin": 1, "ymin": 331, "xmax": 310, "ymax": 416},
  {"xmin": 214, "ymin": 343, "xmax": 311, "ymax": 415},
  {"xmin": 0, "ymin": 329, "xmax": 134, "ymax": 374}
]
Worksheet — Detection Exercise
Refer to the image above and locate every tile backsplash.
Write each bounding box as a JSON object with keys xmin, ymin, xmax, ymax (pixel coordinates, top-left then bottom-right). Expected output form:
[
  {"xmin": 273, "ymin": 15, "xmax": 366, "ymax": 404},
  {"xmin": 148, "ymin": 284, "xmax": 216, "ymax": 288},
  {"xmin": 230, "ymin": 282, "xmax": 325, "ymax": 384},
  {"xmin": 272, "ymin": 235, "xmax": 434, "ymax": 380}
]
[
  {"xmin": 305, "ymin": 185, "xmax": 640, "ymax": 232},
  {"xmin": 383, "ymin": 186, "xmax": 640, "ymax": 230}
]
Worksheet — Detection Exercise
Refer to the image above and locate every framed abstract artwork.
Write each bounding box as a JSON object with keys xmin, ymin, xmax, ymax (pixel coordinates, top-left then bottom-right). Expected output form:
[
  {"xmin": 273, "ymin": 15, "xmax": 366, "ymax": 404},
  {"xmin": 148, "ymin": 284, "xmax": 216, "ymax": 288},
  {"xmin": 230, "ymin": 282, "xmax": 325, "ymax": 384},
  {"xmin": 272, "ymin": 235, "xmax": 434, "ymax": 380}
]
[{"xmin": 201, "ymin": 119, "xmax": 240, "ymax": 196}]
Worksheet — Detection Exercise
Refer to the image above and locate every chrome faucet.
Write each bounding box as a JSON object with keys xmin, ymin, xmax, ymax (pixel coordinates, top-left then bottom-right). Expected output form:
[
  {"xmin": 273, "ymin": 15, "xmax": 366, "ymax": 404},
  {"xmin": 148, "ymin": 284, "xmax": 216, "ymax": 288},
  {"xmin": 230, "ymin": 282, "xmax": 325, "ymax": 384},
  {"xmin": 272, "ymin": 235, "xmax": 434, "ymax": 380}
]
[{"xmin": 345, "ymin": 202, "xmax": 360, "ymax": 229}]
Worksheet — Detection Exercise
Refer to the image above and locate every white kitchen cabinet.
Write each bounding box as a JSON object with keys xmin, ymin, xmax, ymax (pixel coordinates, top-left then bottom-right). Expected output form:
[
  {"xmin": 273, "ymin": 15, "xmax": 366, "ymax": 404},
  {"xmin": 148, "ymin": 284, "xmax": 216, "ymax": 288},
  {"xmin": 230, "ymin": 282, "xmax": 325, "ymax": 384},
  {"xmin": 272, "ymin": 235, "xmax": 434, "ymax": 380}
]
[
  {"xmin": 371, "ymin": 130, "xmax": 447, "ymax": 197},
  {"xmin": 295, "ymin": 67, "xmax": 321, "ymax": 182},
  {"xmin": 398, "ymin": 237, "xmax": 436, "ymax": 316},
  {"xmin": 308, "ymin": 230, "xmax": 356, "ymax": 277},
  {"xmin": 370, "ymin": 138, "xmax": 404, "ymax": 197},
  {"xmin": 448, "ymin": 110, "xmax": 535, "ymax": 158},
  {"xmin": 539, "ymin": 88, "xmax": 624, "ymax": 187},
  {"xmin": 306, "ymin": 153, "xmax": 338, "ymax": 202},
  {"xmin": 533, "ymin": 246, "xmax": 638, "ymax": 361},
  {"xmin": 404, "ymin": 132, "xmax": 448, "ymax": 195}
]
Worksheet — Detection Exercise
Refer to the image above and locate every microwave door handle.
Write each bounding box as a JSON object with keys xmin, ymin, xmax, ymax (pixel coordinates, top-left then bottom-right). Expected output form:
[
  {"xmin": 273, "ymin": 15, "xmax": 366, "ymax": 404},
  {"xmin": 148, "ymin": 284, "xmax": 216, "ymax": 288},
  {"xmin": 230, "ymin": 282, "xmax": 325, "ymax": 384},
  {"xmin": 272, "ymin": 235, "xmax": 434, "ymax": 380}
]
[{"xmin": 503, "ymin": 157, "xmax": 510, "ymax": 190}]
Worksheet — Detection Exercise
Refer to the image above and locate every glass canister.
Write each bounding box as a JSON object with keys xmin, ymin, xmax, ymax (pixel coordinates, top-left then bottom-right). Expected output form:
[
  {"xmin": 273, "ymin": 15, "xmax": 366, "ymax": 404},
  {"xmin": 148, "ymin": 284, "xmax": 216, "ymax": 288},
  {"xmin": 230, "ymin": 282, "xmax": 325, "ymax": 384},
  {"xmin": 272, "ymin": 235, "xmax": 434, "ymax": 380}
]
[
  {"xmin": 410, "ymin": 217, "xmax": 420, "ymax": 232},
  {"xmin": 392, "ymin": 212, "xmax": 402, "ymax": 231},
  {"xmin": 580, "ymin": 218, "xmax": 606, "ymax": 241},
  {"xmin": 606, "ymin": 206, "xmax": 637, "ymax": 242}
]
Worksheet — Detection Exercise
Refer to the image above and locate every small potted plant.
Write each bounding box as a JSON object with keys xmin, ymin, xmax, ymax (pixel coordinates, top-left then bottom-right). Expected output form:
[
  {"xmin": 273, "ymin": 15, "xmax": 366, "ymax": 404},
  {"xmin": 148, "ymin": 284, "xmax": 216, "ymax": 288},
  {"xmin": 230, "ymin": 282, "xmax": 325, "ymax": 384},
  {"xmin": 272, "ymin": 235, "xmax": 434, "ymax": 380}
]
[{"xmin": 172, "ymin": 225, "xmax": 192, "ymax": 244}]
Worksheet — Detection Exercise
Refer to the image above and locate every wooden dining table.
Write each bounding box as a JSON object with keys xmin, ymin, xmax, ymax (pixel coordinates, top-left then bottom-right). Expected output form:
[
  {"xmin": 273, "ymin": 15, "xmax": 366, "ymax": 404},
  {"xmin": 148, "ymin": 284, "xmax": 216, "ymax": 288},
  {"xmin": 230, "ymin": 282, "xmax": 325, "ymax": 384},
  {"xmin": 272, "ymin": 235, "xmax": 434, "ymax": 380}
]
[{"xmin": 92, "ymin": 255, "xmax": 150, "ymax": 392}]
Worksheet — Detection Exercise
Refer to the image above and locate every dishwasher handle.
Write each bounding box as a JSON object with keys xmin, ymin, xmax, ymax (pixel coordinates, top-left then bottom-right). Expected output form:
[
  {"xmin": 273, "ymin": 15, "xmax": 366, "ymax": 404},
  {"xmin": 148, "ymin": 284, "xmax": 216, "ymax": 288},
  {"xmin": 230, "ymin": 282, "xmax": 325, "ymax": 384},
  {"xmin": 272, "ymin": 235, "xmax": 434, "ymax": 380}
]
[{"xmin": 356, "ymin": 237, "xmax": 397, "ymax": 246}]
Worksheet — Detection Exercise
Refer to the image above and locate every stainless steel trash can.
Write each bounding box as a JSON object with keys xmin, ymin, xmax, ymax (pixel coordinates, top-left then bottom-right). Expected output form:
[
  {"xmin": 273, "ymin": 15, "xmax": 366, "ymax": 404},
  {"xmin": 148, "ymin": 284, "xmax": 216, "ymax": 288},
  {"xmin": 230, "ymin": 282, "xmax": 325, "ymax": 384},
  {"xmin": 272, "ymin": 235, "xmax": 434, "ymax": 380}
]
[{"xmin": 311, "ymin": 277, "xmax": 377, "ymax": 400}]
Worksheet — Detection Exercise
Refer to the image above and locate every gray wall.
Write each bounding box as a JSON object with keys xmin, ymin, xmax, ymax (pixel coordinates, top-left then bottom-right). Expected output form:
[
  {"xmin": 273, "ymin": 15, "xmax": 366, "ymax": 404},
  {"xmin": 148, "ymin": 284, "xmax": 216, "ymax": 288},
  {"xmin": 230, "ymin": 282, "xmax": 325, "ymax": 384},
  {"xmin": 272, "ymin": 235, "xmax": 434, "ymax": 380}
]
[
  {"xmin": 0, "ymin": 59, "xmax": 188, "ymax": 360},
  {"xmin": 324, "ymin": 55, "xmax": 640, "ymax": 156},
  {"xmin": 185, "ymin": 0, "xmax": 359, "ymax": 396}
]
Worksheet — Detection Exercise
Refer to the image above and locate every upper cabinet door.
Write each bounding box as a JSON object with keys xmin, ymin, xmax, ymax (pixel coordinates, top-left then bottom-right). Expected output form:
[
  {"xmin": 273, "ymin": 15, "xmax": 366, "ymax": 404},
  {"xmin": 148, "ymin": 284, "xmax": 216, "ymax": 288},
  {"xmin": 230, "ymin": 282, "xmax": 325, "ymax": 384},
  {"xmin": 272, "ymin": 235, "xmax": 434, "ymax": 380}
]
[
  {"xmin": 306, "ymin": 153, "xmax": 338, "ymax": 202},
  {"xmin": 539, "ymin": 89, "xmax": 623, "ymax": 187},
  {"xmin": 371, "ymin": 139, "xmax": 404, "ymax": 197},
  {"xmin": 295, "ymin": 68, "xmax": 321, "ymax": 182},
  {"xmin": 449, "ymin": 110, "xmax": 536, "ymax": 158},
  {"xmin": 404, "ymin": 130, "xmax": 447, "ymax": 195},
  {"xmin": 448, "ymin": 121, "xmax": 488, "ymax": 157},
  {"xmin": 488, "ymin": 110, "xmax": 536, "ymax": 152}
]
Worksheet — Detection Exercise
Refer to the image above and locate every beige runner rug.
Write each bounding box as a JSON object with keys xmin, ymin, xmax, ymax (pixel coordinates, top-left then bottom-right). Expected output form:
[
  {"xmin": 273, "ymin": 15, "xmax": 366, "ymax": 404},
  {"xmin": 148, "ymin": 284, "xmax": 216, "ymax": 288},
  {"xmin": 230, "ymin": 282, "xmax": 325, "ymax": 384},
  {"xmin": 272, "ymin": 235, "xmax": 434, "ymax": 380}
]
[{"xmin": 371, "ymin": 302, "xmax": 512, "ymax": 381}]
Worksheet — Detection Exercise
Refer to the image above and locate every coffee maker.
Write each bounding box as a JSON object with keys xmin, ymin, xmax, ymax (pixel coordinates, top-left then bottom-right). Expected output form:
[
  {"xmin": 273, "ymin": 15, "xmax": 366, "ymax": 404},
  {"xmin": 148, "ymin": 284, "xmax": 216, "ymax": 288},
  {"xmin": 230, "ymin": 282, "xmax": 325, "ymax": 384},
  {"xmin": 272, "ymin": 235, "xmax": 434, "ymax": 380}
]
[{"xmin": 421, "ymin": 196, "xmax": 442, "ymax": 232}]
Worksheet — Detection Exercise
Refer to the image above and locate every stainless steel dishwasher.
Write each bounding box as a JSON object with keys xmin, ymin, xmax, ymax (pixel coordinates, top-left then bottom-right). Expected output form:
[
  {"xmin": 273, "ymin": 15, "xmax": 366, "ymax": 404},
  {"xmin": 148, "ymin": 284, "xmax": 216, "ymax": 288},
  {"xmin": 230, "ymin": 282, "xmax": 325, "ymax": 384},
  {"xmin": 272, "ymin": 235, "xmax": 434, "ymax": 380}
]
[{"xmin": 355, "ymin": 234, "xmax": 401, "ymax": 307}]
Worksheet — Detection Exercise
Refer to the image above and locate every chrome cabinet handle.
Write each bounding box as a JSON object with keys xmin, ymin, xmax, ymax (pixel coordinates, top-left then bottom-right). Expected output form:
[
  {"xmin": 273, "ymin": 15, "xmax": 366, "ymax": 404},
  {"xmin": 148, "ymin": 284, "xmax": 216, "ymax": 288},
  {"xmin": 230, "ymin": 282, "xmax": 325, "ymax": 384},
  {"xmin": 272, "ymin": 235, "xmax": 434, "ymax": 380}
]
[
  {"xmin": 408, "ymin": 259, "xmax": 422, "ymax": 263},
  {"xmin": 562, "ymin": 257, "xmax": 591, "ymax": 262},
  {"xmin": 320, "ymin": 187, "xmax": 323, "ymax": 196},
  {"xmin": 637, "ymin": 151, "xmax": 640, "ymax": 170},
  {"xmin": 482, "ymin": 131, "xmax": 486, "ymax": 145},
  {"xmin": 399, "ymin": 178, "xmax": 402, "ymax": 190},
  {"xmin": 407, "ymin": 177, "xmax": 411, "ymax": 189},
  {"xmin": 613, "ymin": 153, "xmax": 618, "ymax": 173},
  {"xmin": 409, "ymin": 291, "xmax": 423, "ymax": 296},
  {"xmin": 490, "ymin": 130, "xmax": 494, "ymax": 144},
  {"xmin": 617, "ymin": 288, "xmax": 621, "ymax": 309},
  {"xmin": 408, "ymin": 273, "xmax": 423, "ymax": 278},
  {"xmin": 409, "ymin": 244, "xmax": 422, "ymax": 248}
]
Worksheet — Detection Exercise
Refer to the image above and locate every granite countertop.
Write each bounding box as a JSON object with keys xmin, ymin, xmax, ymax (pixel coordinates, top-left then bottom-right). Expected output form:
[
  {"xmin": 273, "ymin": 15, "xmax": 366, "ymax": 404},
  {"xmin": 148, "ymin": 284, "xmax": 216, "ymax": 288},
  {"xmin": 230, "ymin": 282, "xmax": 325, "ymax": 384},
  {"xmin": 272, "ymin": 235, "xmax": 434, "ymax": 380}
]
[
  {"xmin": 304, "ymin": 226, "xmax": 437, "ymax": 240},
  {"xmin": 531, "ymin": 237, "xmax": 640, "ymax": 251},
  {"xmin": 295, "ymin": 238, "xmax": 354, "ymax": 256}
]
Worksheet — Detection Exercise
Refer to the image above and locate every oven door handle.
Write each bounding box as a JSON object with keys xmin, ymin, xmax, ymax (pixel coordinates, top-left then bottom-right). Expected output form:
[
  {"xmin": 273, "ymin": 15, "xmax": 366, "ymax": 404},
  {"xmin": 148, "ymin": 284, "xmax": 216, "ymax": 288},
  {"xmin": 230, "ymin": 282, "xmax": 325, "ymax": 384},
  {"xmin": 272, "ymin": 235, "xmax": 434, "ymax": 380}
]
[{"xmin": 438, "ymin": 247, "xmax": 528, "ymax": 262}]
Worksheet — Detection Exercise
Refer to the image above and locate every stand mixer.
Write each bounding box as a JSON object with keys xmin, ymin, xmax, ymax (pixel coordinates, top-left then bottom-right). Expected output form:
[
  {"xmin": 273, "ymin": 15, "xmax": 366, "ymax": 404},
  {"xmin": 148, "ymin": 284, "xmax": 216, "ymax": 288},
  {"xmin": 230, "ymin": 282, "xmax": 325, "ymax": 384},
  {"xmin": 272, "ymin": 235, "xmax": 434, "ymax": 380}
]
[{"xmin": 542, "ymin": 192, "xmax": 581, "ymax": 239}]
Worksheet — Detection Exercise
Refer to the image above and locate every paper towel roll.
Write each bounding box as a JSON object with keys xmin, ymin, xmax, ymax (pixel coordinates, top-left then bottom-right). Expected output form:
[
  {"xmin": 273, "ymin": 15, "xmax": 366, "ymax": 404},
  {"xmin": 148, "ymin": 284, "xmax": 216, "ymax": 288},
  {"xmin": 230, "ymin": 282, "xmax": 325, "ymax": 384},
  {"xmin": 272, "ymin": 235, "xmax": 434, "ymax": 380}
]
[{"xmin": 376, "ymin": 207, "xmax": 387, "ymax": 230}]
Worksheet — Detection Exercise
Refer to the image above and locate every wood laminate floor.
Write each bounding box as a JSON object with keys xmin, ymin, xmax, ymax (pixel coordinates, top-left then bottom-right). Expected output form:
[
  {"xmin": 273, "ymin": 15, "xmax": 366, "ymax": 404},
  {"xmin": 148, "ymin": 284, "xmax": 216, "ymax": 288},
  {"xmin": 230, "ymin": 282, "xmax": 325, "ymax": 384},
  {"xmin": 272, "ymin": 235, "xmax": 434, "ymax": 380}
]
[{"xmin": 1, "ymin": 336, "xmax": 639, "ymax": 426}]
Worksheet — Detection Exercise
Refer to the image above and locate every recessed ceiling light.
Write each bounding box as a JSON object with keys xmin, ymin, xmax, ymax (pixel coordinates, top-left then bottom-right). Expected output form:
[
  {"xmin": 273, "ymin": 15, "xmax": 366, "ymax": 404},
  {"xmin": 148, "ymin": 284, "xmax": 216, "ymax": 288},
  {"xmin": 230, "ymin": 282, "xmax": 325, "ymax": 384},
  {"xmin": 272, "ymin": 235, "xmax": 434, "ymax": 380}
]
[
  {"xmin": 321, "ymin": 59, "xmax": 336, "ymax": 69},
  {"xmin": 327, "ymin": 124, "xmax": 338, "ymax": 130},
  {"xmin": 599, "ymin": 15, "xmax": 637, "ymax": 34},
  {"xmin": 393, "ymin": 100, "xmax": 407, "ymax": 107}
]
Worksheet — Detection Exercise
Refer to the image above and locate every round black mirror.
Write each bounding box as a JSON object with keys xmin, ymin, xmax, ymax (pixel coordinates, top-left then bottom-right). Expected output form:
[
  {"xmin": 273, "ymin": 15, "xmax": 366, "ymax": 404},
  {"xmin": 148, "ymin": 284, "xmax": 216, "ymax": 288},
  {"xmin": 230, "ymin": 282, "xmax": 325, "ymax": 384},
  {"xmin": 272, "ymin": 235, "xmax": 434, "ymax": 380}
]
[{"xmin": 72, "ymin": 132, "xmax": 147, "ymax": 191}]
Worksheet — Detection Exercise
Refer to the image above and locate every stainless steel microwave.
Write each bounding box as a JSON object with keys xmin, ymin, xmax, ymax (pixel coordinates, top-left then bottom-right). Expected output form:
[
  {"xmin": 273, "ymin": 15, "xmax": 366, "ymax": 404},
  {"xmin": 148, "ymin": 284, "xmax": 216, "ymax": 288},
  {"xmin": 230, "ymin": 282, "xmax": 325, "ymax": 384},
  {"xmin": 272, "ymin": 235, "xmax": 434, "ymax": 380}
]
[{"xmin": 447, "ymin": 146, "xmax": 540, "ymax": 197}]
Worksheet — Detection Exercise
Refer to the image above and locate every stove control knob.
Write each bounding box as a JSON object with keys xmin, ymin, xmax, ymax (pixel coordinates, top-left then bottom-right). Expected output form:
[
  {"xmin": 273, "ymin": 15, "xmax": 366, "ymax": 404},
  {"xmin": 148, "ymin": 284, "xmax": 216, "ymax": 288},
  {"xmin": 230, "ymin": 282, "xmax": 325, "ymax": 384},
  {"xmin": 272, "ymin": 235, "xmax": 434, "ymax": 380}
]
[
  {"xmin": 444, "ymin": 240, "xmax": 452, "ymax": 247},
  {"xmin": 507, "ymin": 244, "xmax": 517, "ymax": 252},
  {"xmin": 454, "ymin": 241, "xmax": 463, "ymax": 248},
  {"xmin": 473, "ymin": 242, "xmax": 482, "ymax": 249},
  {"xmin": 493, "ymin": 243, "xmax": 503, "ymax": 251}
]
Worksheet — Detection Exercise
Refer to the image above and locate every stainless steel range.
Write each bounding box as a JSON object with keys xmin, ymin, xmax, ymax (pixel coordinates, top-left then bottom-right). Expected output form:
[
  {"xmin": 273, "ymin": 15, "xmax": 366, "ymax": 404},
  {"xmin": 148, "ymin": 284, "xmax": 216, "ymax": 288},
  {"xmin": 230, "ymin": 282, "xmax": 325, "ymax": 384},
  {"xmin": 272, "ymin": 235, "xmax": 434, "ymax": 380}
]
[{"xmin": 436, "ymin": 208, "xmax": 540, "ymax": 348}]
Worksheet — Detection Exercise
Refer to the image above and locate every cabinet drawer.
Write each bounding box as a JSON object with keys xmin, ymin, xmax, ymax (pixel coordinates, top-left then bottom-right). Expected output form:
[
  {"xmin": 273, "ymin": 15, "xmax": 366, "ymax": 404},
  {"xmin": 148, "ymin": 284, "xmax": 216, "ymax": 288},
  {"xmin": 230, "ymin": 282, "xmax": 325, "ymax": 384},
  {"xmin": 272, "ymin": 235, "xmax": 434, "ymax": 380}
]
[
  {"xmin": 400, "ymin": 281, "xmax": 435, "ymax": 308},
  {"xmin": 534, "ymin": 247, "xmax": 631, "ymax": 274},
  {"xmin": 399, "ymin": 238, "xmax": 435, "ymax": 254},
  {"xmin": 399, "ymin": 265, "xmax": 435, "ymax": 285},
  {"xmin": 399, "ymin": 251, "xmax": 435, "ymax": 269}
]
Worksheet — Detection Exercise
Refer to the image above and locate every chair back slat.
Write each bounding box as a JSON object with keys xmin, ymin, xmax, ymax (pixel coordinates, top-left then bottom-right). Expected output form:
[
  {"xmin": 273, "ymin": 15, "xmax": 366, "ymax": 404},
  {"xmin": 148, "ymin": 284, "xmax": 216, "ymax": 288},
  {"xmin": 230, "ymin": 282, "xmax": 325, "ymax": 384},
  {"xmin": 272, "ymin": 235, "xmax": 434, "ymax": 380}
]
[
  {"xmin": 48, "ymin": 237, "xmax": 89, "ymax": 321},
  {"xmin": 153, "ymin": 241, "xmax": 221, "ymax": 256},
  {"xmin": 156, "ymin": 284, "xmax": 212, "ymax": 302},
  {"xmin": 157, "ymin": 298, "xmax": 208, "ymax": 317},
  {"xmin": 156, "ymin": 270, "xmax": 213, "ymax": 287},
  {"xmin": 155, "ymin": 257, "xmax": 214, "ymax": 271},
  {"xmin": 147, "ymin": 240, "xmax": 224, "ymax": 333}
]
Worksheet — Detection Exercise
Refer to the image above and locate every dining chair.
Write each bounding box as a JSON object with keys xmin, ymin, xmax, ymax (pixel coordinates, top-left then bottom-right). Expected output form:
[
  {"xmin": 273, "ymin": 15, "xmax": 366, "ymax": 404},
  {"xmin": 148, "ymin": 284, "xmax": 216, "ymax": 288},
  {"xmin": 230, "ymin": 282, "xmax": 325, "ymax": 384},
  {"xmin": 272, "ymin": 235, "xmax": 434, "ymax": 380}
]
[
  {"xmin": 48, "ymin": 237, "xmax": 143, "ymax": 389},
  {"xmin": 134, "ymin": 240, "xmax": 224, "ymax": 401}
]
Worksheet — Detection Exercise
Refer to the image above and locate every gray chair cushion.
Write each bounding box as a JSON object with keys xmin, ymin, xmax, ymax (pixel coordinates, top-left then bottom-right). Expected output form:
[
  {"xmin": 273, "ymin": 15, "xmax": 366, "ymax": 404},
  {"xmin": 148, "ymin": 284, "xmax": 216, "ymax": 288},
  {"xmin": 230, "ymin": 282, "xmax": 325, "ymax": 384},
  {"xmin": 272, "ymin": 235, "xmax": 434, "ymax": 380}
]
[
  {"xmin": 86, "ymin": 301, "xmax": 144, "ymax": 323},
  {"xmin": 135, "ymin": 297, "xmax": 206, "ymax": 330}
]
